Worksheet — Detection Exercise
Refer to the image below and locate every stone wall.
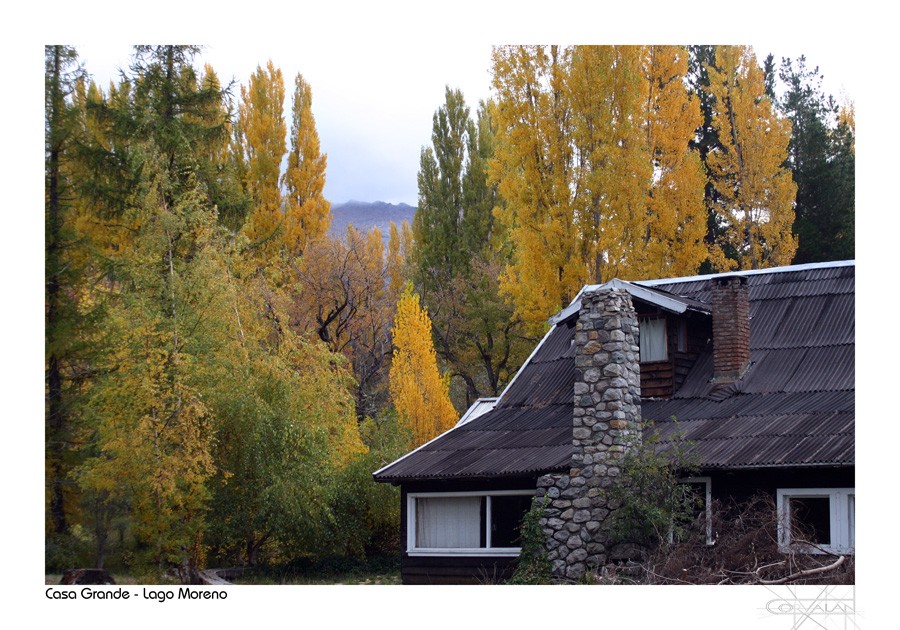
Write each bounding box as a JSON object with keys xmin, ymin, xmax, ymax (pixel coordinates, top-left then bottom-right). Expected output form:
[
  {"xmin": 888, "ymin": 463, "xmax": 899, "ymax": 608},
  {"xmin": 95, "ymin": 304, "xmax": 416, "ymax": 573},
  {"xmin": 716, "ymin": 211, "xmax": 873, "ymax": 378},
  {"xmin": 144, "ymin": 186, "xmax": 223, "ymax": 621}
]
[{"xmin": 536, "ymin": 286, "xmax": 642, "ymax": 581}]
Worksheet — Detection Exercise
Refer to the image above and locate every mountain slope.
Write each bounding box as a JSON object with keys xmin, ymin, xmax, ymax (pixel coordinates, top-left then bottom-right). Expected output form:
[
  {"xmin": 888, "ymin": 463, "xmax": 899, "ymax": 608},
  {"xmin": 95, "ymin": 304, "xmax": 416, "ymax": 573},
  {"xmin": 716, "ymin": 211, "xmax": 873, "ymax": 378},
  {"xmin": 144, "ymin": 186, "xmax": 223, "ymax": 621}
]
[{"xmin": 328, "ymin": 201, "xmax": 416, "ymax": 241}]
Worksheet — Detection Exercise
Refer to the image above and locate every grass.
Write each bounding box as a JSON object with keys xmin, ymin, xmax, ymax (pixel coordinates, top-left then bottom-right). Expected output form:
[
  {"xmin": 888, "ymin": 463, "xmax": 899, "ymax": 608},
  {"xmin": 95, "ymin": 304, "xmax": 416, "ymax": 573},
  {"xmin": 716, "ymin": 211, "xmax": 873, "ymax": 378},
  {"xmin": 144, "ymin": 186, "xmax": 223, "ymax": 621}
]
[
  {"xmin": 46, "ymin": 555, "xmax": 402, "ymax": 585},
  {"xmin": 228, "ymin": 555, "xmax": 401, "ymax": 585}
]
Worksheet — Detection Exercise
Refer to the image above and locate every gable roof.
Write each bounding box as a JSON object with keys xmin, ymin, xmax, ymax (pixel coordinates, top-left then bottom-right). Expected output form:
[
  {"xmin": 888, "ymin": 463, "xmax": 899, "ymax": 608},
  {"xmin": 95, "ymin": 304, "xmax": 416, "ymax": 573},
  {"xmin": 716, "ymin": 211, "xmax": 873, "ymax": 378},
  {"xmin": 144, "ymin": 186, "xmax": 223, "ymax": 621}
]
[{"xmin": 373, "ymin": 261, "xmax": 855, "ymax": 483}]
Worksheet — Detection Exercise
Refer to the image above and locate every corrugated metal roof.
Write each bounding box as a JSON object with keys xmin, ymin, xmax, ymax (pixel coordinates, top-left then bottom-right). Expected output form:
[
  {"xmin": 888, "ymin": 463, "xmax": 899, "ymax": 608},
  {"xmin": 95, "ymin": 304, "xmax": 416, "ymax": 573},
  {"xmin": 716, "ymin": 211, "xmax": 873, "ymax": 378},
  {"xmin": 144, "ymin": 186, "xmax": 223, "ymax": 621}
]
[{"xmin": 373, "ymin": 262, "xmax": 854, "ymax": 483}]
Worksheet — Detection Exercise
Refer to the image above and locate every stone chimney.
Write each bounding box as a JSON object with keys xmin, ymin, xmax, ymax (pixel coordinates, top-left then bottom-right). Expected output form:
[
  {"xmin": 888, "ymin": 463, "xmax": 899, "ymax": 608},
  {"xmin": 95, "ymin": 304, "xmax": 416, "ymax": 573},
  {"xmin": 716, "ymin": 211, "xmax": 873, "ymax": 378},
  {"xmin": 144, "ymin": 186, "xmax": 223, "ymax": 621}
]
[
  {"xmin": 536, "ymin": 285, "xmax": 641, "ymax": 581},
  {"xmin": 711, "ymin": 275, "xmax": 751, "ymax": 382}
]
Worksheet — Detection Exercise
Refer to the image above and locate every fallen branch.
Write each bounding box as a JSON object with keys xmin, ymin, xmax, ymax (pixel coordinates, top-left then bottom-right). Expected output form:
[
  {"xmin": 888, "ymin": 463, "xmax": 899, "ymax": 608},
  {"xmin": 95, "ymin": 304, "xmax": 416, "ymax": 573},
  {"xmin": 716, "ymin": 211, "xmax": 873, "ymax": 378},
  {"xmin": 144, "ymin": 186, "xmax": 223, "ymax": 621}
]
[{"xmin": 755, "ymin": 555, "xmax": 845, "ymax": 585}]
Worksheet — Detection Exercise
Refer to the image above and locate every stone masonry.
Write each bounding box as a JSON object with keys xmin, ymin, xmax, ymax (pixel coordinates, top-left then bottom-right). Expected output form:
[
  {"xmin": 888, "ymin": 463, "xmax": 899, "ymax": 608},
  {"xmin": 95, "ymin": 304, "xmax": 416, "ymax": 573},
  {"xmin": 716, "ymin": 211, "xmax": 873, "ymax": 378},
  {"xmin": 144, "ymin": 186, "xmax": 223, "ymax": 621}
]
[{"xmin": 535, "ymin": 286, "xmax": 642, "ymax": 581}]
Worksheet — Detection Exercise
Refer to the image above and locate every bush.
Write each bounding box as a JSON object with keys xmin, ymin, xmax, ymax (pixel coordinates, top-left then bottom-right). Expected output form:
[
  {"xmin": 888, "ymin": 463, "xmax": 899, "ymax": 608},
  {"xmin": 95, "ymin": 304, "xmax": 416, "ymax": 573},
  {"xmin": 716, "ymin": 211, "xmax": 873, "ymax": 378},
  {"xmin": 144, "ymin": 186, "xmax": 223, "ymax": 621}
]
[
  {"xmin": 605, "ymin": 420, "xmax": 700, "ymax": 549},
  {"xmin": 508, "ymin": 495, "xmax": 552, "ymax": 585}
]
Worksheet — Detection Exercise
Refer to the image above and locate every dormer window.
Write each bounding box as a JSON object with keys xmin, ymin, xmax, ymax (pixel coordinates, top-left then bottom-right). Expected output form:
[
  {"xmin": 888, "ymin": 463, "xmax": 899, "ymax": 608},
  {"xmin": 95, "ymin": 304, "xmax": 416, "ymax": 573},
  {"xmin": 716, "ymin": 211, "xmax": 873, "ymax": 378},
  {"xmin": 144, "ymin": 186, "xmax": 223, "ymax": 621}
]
[{"xmin": 640, "ymin": 317, "xmax": 667, "ymax": 362}]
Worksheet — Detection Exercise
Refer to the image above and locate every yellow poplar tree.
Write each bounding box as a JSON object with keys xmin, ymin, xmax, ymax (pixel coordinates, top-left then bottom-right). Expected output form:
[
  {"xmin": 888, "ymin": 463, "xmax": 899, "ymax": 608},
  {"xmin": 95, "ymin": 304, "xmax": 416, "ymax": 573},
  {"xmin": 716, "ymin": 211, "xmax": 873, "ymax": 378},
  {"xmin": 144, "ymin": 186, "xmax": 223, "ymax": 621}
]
[
  {"xmin": 490, "ymin": 45, "xmax": 583, "ymax": 335},
  {"xmin": 491, "ymin": 45, "xmax": 708, "ymax": 333},
  {"xmin": 239, "ymin": 61, "xmax": 286, "ymax": 260},
  {"xmin": 706, "ymin": 46, "xmax": 797, "ymax": 269},
  {"xmin": 389, "ymin": 285, "xmax": 458, "ymax": 446},
  {"xmin": 637, "ymin": 45, "xmax": 708, "ymax": 278},
  {"xmin": 282, "ymin": 73, "xmax": 331, "ymax": 258},
  {"xmin": 567, "ymin": 45, "xmax": 649, "ymax": 283}
]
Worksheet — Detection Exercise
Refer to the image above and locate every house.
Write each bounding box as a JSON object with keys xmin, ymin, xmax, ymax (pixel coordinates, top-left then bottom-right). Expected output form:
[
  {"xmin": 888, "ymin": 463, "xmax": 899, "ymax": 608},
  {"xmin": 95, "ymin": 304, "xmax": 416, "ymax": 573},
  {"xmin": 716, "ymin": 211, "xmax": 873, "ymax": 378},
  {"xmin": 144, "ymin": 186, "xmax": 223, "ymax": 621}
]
[{"xmin": 373, "ymin": 261, "xmax": 854, "ymax": 584}]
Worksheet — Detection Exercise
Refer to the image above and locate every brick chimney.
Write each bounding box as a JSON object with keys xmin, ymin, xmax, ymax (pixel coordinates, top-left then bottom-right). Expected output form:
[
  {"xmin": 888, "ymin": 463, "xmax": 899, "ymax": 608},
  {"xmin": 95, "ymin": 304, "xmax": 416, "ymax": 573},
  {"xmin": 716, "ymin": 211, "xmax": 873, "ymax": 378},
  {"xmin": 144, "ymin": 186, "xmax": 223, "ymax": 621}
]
[
  {"xmin": 711, "ymin": 275, "xmax": 751, "ymax": 382},
  {"xmin": 536, "ymin": 285, "xmax": 642, "ymax": 581}
]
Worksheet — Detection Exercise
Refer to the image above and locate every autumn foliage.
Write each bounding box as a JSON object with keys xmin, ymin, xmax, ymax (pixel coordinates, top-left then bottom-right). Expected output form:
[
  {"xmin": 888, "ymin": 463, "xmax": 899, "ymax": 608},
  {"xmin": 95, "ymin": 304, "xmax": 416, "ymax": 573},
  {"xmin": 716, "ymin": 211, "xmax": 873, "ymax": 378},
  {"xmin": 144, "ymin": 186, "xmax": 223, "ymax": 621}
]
[
  {"xmin": 389, "ymin": 286, "xmax": 458, "ymax": 446},
  {"xmin": 46, "ymin": 43, "xmax": 848, "ymax": 579}
]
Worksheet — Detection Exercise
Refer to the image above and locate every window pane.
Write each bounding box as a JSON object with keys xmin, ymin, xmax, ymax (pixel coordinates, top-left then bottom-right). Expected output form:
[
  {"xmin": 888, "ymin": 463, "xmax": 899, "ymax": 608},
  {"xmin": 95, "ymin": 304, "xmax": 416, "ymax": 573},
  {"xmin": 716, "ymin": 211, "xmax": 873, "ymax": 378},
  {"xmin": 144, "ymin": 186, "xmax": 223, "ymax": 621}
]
[
  {"xmin": 416, "ymin": 496, "xmax": 484, "ymax": 548},
  {"xmin": 848, "ymin": 494, "xmax": 855, "ymax": 549},
  {"xmin": 677, "ymin": 320, "xmax": 687, "ymax": 353},
  {"xmin": 789, "ymin": 497, "xmax": 832, "ymax": 546},
  {"xmin": 640, "ymin": 318, "xmax": 667, "ymax": 362},
  {"xmin": 490, "ymin": 495, "xmax": 533, "ymax": 548}
]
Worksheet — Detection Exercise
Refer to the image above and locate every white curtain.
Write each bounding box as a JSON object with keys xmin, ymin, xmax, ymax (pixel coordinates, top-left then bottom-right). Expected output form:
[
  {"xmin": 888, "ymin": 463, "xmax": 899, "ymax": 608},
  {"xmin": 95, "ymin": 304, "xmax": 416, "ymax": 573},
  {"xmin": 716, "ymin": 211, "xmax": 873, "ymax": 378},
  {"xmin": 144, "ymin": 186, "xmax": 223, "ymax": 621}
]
[
  {"xmin": 640, "ymin": 318, "xmax": 667, "ymax": 362},
  {"xmin": 416, "ymin": 496, "xmax": 482, "ymax": 548}
]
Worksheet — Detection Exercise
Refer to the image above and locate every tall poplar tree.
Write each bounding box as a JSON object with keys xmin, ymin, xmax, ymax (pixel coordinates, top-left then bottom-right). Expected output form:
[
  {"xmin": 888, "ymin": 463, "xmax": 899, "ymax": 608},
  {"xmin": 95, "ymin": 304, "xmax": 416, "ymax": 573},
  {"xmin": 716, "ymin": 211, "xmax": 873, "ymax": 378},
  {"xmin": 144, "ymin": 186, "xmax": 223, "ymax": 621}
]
[
  {"xmin": 491, "ymin": 45, "xmax": 581, "ymax": 333},
  {"xmin": 414, "ymin": 87, "xmax": 470, "ymax": 283},
  {"xmin": 195, "ymin": 64, "xmax": 250, "ymax": 233},
  {"xmin": 637, "ymin": 46, "xmax": 708, "ymax": 278},
  {"xmin": 491, "ymin": 45, "xmax": 707, "ymax": 332},
  {"xmin": 282, "ymin": 73, "xmax": 330, "ymax": 258},
  {"xmin": 414, "ymin": 89, "xmax": 525, "ymax": 404},
  {"xmin": 239, "ymin": 61, "xmax": 287, "ymax": 261},
  {"xmin": 704, "ymin": 46, "xmax": 797, "ymax": 269}
]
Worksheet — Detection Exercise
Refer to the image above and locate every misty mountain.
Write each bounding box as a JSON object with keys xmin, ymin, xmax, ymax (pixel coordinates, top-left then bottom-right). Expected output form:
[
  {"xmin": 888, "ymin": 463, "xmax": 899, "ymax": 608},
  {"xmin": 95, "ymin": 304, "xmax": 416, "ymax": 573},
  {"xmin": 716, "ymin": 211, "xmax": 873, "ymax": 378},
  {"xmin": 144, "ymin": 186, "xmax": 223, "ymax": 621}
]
[{"xmin": 328, "ymin": 200, "xmax": 416, "ymax": 242}]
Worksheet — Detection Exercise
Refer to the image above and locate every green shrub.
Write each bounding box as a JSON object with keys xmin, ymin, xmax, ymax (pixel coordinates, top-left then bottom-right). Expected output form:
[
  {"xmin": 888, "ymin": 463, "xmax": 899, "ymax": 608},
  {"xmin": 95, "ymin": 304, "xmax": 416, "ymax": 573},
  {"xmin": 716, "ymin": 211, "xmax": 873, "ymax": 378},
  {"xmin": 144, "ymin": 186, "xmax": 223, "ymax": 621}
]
[
  {"xmin": 605, "ymin": 420, "xmax": 700, "ymax": 549},
  {"xmin": 508, "ymin": 494, "xmax": 551, "ymax": 585}
]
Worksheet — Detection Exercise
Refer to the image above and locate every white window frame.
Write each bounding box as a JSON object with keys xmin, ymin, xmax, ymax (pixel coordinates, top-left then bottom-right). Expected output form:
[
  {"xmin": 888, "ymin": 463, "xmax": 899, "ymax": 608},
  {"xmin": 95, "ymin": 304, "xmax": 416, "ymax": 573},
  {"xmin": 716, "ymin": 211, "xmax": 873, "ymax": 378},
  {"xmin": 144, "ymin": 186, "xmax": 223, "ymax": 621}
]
[
  {"xmin": 674, "ymin": 476, "xmax": 713, "ymax": 545},
  {"xmin": 639, "ymin": 316, "xmax": 668, "ymax": 362},
  {"xmin": 406, "ymin": 490, "xmax": 534, "ymax": 557},
  {"xmin": 776, "ymin": 488, "xmax": 855, "ymax": 554}
]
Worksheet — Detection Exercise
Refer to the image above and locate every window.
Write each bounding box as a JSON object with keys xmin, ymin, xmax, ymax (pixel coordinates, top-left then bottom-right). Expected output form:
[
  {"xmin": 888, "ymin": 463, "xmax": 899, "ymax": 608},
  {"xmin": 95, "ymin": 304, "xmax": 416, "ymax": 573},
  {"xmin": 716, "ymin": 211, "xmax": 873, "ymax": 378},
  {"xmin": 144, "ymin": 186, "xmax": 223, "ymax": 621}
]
[
  {"xmin": 676, "ymin": 319, "xmax": 688, "ymax": 353},
  {"xmin": 407, "ymin": 491, "xmax": 534, "ymax": 556},
  {"xmin": 674, "ymin": 477, "xmax": 713, "ymax": 545},
  {"xmin": 776, "ymin": 488, "xmax": 855, "ymax": 554},
  {"xmin": 639, "ymin": 317, "xmax": 667, "ymax": 362}
]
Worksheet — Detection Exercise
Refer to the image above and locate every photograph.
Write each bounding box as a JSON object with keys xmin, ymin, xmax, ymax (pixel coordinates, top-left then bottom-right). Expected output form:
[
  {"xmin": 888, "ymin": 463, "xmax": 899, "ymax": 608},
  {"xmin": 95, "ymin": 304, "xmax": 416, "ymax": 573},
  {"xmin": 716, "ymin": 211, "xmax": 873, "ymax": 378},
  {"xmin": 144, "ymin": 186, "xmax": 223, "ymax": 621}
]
[{"xmin": 19, "ymin": 2, "xmax": 888, "ymax": 627}]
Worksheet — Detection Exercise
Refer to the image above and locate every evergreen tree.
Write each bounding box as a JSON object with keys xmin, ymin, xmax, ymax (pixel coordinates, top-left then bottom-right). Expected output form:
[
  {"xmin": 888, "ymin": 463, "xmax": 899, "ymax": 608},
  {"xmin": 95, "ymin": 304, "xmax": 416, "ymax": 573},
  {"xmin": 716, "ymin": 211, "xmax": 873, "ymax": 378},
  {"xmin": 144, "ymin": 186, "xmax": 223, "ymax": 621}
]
[
  {"xmin": 76, "ymin": 46, "xmax": 231, "ymax": 573},
  {"xmin": 688, "ymin": 45, "xmax": 728, "ymax": 273},
  {"xmin": 778, "ymin": 56, "xmax": 854, "ymax": 262},
  {"xmin": 45, "ymin": 44, "xmax": 87, "ymax": 537}
]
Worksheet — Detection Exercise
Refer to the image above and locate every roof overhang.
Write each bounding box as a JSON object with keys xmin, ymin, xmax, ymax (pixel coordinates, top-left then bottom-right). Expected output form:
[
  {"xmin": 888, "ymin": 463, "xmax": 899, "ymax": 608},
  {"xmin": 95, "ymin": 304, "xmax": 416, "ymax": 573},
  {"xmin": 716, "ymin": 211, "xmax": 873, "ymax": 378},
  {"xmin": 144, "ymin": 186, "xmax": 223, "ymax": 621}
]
[{"xmin": 550, "ymin": 278, "xmax": 711, "ymax": 325}]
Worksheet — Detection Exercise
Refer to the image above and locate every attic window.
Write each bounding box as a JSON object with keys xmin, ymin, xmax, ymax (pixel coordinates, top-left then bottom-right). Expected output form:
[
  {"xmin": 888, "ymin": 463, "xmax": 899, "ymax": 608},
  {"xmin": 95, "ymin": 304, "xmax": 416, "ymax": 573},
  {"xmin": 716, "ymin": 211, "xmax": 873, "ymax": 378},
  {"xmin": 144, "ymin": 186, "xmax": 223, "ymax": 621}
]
[
  {"xmin": 776, "ymin": 488, "xmax": 855, "ymax": 554},
  {"xmin": 639, "ymin": 317, "xmax": 667, "ymax": 362},
  {"xmin": 407, "ymin": 491, "xmax": 533, "ymax": 556}
]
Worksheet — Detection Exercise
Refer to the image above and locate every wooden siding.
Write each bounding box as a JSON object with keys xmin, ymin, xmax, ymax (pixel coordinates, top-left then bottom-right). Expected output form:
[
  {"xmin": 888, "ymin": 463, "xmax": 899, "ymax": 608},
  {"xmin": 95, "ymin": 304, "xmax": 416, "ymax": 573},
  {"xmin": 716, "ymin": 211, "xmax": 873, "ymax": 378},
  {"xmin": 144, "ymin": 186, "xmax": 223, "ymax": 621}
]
[
  {"xmin": 641, "ymin": 360, "xmax": 674, "ymax": 398},
  {"xmin": 637, "ymin": 306, "xmax": 710, "ymax": 399},
  {"xmin": 401, "ymin": 554, "xmax": 518, "ymax": 585},
  {"xmin": 708, "ymin": 467, "xmax": 854, "ymax": 505}
]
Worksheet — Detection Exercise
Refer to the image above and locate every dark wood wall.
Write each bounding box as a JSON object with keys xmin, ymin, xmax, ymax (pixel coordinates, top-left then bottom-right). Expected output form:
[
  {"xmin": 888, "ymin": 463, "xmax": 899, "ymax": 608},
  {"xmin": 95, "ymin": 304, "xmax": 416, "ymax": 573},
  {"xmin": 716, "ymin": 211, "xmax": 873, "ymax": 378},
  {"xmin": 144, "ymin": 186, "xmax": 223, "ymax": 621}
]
[
  {"xmin": 636, "ymin": 305, "xmax": 711, "ymax": 399},
  {"xmin": 708, "ymin": 466, "xmax": 855, "ymax": 505}
]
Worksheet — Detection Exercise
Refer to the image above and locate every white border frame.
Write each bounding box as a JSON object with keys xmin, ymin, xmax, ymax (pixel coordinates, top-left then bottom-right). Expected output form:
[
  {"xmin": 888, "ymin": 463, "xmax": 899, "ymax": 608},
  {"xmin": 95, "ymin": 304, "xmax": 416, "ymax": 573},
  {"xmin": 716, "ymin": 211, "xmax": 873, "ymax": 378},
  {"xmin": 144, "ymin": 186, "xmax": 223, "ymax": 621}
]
[
  {"xmin": 776, "ymin": 487, "xmax": 855, "ymax": 554},
  {"xmin": 406, "ymin": 490, "xmax": 535, "ymax": 557}
]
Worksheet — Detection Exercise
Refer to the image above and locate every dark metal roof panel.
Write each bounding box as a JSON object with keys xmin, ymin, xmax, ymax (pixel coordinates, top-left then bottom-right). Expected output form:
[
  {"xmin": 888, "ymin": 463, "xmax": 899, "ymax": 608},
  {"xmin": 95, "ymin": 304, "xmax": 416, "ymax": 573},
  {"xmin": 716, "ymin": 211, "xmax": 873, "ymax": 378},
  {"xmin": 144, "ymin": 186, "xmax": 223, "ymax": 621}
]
[
  {"xmin": 498, "ymin": 358, "xmax": 575, "ymax": 408},
  {"xmin": 374, "ymin": 263, "xmax": 854, "ymax": 482}
]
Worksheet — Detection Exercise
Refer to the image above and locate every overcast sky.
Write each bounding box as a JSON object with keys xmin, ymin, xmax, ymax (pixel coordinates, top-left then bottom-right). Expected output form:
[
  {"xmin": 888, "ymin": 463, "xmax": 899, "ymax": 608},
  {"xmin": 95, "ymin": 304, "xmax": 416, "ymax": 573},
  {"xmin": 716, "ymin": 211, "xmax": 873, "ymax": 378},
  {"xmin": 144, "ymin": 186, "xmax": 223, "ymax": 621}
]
[
  {"xmin": 73, "ymin": 25, "xmax": 862, "ymax": 207},
  {"xmin": 77, "ymin": 41, "xmax": 495, "ymax": 206}
]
